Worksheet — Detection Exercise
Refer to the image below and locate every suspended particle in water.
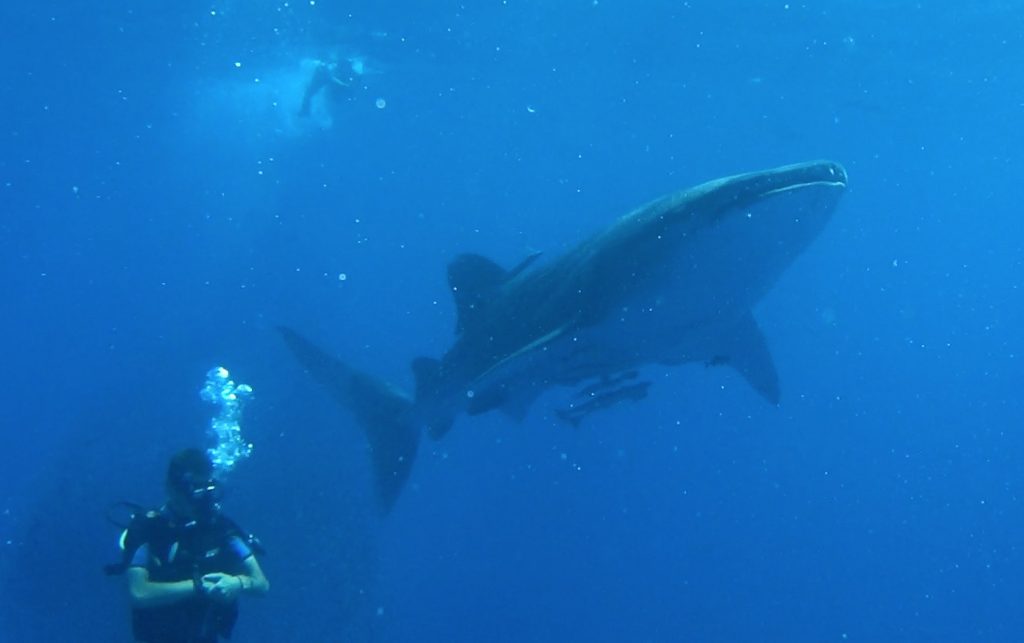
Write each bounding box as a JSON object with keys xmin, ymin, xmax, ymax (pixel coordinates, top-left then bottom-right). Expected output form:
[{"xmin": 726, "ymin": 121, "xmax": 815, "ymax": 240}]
[
  {"xmin": 338, "ymin": 273, "xmax": 347, "ymax": 282},
  {"xmin": 375, "ymin": 97, "xmax": 387, "ymax": 109}
]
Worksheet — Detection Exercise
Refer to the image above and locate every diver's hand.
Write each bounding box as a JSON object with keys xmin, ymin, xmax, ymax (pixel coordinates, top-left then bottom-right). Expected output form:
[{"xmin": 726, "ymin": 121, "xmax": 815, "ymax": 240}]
[{"xmin": 201, "ymin": 573, "xmax": 243, "ymax": 602}]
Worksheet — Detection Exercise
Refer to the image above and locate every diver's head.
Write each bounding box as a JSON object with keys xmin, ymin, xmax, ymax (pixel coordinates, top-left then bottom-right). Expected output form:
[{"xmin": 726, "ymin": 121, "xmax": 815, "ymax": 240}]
[{"xmin": 166, "ymin": 448, "xmax": 222, "ymax": 522}]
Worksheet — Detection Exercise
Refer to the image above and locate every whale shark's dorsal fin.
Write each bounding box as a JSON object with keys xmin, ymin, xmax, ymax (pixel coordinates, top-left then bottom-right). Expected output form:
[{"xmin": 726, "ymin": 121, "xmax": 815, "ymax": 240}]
[
  {"xmin": 448, "ymin": 253, "xmax": 505, "ymax": 335},
  {"xmin": 448, "ymin": 252, "xmax": 542, "ymax": 335}
]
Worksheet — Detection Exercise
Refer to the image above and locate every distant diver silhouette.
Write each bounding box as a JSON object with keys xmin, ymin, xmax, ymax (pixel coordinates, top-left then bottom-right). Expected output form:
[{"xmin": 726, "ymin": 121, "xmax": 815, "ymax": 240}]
[{"xmin": 299, "ymin": 60, "xmax": 351, "ymax": 117}]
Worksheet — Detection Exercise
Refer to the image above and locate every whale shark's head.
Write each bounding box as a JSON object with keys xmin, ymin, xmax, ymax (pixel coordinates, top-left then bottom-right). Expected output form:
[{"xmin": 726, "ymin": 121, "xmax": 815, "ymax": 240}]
[
  {"xmin": 656, "ymin": 160, "xmax": 848, "ymax": 315},
  {"xmin": 582, "ymin": 161, "xmax": 848, "ymax": 328},
  {"xmin": 640, "ymin": 160, "xmax": 847, "ymax": 235}
]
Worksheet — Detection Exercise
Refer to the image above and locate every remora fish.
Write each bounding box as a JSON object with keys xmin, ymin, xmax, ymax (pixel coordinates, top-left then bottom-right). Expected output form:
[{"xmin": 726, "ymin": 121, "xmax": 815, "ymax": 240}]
[
  {"xmin": 280, "ymin": 160, "xmax": 848, "ymax": 509},
  {"xmin": 556, "ymin": 380, "xmax": 652, "ymax": 428}
]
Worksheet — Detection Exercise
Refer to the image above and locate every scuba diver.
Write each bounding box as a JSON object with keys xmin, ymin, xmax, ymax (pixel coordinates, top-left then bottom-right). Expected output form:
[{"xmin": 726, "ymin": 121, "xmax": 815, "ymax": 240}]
[
  {"xmin": 298, "ymin": 59, "xmax": 352, "ymax": 117},
  {"xmin": 106, "ymin": 448, "xmax": 269, "ymax": 643}
]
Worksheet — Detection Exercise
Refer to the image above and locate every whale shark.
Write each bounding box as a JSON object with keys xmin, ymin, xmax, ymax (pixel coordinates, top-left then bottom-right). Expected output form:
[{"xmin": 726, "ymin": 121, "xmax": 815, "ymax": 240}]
[{"xmin": 280, "ymin": 160, "xmax": 848, "ymax": 509}]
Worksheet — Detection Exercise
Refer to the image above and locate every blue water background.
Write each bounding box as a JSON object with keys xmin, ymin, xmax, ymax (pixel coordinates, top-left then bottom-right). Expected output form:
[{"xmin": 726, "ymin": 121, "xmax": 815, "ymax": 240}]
[{"xmin": 2, "ymin": 1, "xmax": 1022, "ymax": 641}]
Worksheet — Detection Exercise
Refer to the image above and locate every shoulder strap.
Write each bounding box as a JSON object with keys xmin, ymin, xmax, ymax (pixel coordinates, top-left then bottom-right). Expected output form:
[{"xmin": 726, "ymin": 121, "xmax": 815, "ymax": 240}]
[
  {"xmin": 103, "ymin": 509, "xmax": 167, "ymax": 576},
  {"xmin": 217, "ymin": 514, "xmax": 266, "ymax": 557}
]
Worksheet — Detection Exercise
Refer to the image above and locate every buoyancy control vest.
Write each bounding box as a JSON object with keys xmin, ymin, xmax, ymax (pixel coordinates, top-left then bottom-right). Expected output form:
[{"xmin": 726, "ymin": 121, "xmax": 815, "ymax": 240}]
[{"xmin": 106, "ymin": 506, "xmax": 258, "ymax": 643}]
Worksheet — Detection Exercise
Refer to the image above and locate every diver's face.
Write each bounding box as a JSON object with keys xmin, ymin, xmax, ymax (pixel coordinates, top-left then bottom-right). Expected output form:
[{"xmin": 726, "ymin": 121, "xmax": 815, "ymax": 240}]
[
  {"xmin": 168, "ymin": 477, "xmax": 221, "ymax": 521},
  {"xmin": 168, "ymin": 484, "xmax": 197, "ymax": 519}
]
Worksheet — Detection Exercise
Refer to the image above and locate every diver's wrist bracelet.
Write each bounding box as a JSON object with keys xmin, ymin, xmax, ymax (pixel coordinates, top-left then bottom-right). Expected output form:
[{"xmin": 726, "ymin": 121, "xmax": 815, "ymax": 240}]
[{"xmin": 193, "ymin": 576, "xmax": 204, "ymax": 596}]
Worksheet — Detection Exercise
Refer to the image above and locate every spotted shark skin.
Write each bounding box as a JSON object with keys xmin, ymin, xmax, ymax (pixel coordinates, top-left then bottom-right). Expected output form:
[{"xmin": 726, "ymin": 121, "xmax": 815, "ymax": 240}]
[{"xmin": 280, "ymin": 160, "xmax": 848, "ymax": 509}]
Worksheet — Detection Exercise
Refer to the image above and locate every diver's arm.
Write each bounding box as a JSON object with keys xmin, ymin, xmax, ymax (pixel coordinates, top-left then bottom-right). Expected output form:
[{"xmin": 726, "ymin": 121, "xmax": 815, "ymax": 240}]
[
  {"xmin": 126, "ymin": 567, "xmax": 196, "ymax": 608},
  {"xmin": 201, "ymin": 556, "xmax": 269, "ymax": 602},
  {"xmin": 238, "ymin": 554, "xmax": 270, "ymax": 596}
]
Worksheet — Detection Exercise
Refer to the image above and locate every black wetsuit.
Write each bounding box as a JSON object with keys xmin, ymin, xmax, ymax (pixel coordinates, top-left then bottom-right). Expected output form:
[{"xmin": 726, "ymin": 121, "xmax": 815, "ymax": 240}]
[{"xmin": 123, "ymin": 508, "xmax": 252, "ymax": 643}]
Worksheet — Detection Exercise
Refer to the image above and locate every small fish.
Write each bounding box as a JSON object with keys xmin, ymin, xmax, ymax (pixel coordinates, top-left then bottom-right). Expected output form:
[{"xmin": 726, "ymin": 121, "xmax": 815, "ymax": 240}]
[{"xmin": 557, "ymin": 381, "xmax": 652, "ymax": 428}]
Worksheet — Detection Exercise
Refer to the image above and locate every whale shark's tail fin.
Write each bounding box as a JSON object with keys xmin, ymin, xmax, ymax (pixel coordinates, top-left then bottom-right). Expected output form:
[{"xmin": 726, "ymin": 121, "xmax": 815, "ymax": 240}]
[{"xmin": 277, "ymin": 326, "xmax": 418, "ymax": 511}]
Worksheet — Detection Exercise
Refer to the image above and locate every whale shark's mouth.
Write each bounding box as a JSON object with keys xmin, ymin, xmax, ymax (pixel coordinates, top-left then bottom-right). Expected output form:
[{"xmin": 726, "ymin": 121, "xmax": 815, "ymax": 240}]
[
  {"xmin": 761, "ymin": 162, "xmax": 847, "ymax": 198},
  {"xmin": 760, "ymin": 176, "xmax": 847, "ymax": 198},
  {"xmin": 757, "ymin": 161, "xmax": 848, "ymax": 198}
]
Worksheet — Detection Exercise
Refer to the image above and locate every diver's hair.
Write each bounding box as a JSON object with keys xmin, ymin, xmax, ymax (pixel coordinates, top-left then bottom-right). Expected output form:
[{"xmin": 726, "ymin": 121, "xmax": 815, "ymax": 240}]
[{"xmin": 167, "ymin": 448, "xmax": 213, "ymax": 491}]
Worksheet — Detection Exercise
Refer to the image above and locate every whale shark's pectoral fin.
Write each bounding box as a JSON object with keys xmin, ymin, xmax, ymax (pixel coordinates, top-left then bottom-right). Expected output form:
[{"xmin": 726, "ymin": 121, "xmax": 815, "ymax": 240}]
[{"xmin": 716, "ymin": 313, "xmax": 781, "ymax": 404}]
